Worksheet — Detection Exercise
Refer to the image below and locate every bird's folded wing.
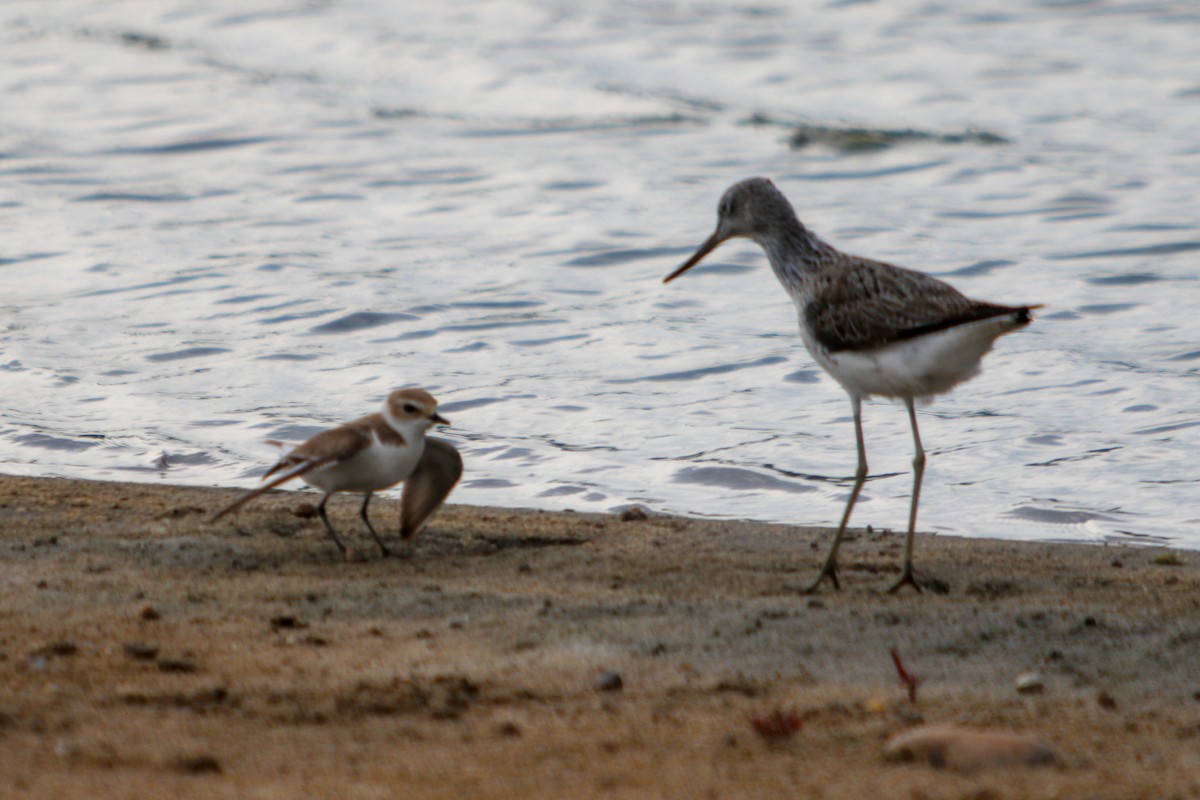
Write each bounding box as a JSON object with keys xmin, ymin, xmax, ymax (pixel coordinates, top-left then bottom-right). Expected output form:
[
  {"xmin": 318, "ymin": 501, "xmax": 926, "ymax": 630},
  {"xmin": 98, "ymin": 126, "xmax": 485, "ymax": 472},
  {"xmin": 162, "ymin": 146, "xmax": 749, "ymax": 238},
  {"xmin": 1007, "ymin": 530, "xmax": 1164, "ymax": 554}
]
[
  {"xmin": 805, "ymin": 260, "xmax": 1022, "ymax": 352},
  {"xmin": 212, "ymin": 424, "xmax": 372, "ymax": 522},
  {"xmin": 400, "ymin": 436, "xmax": 463, "ymax": 540}
]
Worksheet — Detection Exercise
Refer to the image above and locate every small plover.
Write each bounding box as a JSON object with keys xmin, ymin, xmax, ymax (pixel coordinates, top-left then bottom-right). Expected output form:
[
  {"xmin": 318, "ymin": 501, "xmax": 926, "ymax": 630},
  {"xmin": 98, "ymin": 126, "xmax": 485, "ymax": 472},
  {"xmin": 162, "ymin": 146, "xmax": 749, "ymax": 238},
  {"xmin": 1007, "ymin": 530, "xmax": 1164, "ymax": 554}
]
[{"xmin": 213, "ymin": 388, "xmax": 461, "ymax": 560}]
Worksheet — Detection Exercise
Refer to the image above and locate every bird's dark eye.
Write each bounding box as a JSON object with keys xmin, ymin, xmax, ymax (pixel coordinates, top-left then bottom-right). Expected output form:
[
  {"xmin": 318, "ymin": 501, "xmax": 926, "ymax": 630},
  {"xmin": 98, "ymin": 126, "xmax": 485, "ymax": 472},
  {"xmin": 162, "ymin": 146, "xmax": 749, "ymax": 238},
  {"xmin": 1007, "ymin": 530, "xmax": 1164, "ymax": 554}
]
[{"xmin": 403, "ymin": 403, "xmax": 418, "ymax": 414}]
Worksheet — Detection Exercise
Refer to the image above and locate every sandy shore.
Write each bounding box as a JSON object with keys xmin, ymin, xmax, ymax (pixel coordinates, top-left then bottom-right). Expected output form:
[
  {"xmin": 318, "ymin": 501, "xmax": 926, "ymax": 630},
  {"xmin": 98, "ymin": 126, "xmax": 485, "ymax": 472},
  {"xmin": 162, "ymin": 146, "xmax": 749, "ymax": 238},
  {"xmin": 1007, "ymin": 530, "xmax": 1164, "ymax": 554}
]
[{"xmin": 0, "ymin": 473, "xmax": 1197, "ymax": 798}]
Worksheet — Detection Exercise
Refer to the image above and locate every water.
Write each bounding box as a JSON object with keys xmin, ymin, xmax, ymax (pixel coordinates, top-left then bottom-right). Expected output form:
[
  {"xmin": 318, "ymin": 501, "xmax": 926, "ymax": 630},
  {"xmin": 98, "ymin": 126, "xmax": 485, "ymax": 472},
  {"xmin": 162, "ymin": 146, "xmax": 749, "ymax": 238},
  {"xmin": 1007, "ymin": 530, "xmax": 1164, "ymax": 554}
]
[{"xmin": 2, "ymin": 0, "xmax": 1199, "ymax": 548}]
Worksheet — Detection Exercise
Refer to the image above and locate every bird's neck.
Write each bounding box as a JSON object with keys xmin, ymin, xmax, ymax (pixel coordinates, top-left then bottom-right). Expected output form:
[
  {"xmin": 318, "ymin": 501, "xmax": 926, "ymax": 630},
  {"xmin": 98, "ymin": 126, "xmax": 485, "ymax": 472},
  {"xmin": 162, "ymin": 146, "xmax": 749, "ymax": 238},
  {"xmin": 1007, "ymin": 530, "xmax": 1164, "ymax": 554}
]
[
  {"xmin": 755, "ymin": 220, "xmax": 832, "ymax": 301},
  {"xmin": 382, "ymin": 411, "xmax": 428, "ymax": 448}
]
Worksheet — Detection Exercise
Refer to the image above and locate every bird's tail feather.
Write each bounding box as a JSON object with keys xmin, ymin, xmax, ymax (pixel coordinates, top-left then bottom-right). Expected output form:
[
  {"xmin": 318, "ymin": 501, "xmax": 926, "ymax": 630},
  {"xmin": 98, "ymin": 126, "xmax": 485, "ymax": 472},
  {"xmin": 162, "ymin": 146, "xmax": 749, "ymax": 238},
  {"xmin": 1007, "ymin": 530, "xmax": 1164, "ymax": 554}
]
[{"xmin": 210, "ymin": 457, "xmax": 330, "ymax": 522}]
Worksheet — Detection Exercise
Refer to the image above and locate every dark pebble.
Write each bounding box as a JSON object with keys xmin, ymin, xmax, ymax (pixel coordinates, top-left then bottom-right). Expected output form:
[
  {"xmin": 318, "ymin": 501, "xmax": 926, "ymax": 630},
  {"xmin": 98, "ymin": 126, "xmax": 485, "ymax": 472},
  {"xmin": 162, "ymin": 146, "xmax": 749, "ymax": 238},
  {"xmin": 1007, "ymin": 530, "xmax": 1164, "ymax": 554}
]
[
  {"xmin": 140, "ymin": 605, "xmax": 161, "ymax": 621},
  {"xmin": 596, "ymin": 670, "xmax": 624, "ymax": 692},
  {"xmin": 158, "ymin": 657, "xmax": 199, "ymax": 674},
  {"xmin": 174, "ymin": 754, "xmax": 221, "ymax": 774},
  {"xmin": 495, "ymin": 721, "xmax": 522, "ymax": 738},
  {"xmin": 32, "ymin": 641, "xmax": 78, "ymax": 658},
  {"xmin": 620, "ymin": 506, "xmax": 648, "ymax": 522},
  {"xmin": 123, "ymin": 642, "xmax": 159, "ymax": 661}
]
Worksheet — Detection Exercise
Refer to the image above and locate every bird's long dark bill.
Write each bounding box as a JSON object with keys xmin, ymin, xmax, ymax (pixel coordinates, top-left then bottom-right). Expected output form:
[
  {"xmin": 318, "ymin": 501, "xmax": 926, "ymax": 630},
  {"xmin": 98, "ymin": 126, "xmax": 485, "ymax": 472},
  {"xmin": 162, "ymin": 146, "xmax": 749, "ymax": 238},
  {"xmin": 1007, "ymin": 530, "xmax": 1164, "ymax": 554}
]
[
  {"xmin": 663, "ymin": 230, "xmax": 726, "ymax": 283},
  {"xmin": 432, "ymin": 413, "xmax": 450, "ymax": 426}
]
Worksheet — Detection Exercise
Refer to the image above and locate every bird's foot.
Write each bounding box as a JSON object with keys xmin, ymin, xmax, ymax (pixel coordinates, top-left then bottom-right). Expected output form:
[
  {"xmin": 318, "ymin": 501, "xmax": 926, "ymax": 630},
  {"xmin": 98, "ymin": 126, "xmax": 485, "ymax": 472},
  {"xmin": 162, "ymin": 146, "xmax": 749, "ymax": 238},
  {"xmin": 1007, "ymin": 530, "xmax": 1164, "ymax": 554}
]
[
  {"xmin": 885, "ymin": 562, "xmax": 922, "ymax": 594},
  {"xmin": 794, "ymin": 560, "xmax": 841, "ymax": 594}
]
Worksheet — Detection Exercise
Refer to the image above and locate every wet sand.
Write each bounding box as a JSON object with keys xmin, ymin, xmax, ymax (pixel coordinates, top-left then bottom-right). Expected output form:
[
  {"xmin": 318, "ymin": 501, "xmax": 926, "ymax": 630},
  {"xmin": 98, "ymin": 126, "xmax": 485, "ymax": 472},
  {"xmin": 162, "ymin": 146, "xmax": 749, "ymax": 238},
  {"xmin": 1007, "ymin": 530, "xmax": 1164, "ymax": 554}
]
[{"xmin": 1, "ymin": 474, "xmax": 1197, "ymax": 798}]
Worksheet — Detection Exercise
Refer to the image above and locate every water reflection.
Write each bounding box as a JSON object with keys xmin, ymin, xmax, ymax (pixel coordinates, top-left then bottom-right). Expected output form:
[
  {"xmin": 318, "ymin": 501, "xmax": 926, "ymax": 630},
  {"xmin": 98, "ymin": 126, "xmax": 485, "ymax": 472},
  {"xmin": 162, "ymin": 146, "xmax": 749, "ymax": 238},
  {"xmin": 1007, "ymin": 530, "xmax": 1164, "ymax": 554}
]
[{"xmin": 0, "ymin": 0, "xmax": 1197, "ymax": 549}]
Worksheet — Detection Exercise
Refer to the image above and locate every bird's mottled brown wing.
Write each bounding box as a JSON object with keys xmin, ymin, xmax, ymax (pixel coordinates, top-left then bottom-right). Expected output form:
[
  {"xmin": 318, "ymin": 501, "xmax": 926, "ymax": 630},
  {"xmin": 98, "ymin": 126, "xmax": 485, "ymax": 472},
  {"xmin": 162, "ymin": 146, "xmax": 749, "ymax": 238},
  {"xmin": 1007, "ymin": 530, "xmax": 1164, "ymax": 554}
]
[
  {"xmin": 400, "ymin": 437, "xmax": 463, "ymax": 540},
  {"xmin": 803, "ymin": 257, "xmax": 1024, "ymax": 352},
  {"xmin": 274, "ymin": 415, "xmax": 379, "ymax": 467}
]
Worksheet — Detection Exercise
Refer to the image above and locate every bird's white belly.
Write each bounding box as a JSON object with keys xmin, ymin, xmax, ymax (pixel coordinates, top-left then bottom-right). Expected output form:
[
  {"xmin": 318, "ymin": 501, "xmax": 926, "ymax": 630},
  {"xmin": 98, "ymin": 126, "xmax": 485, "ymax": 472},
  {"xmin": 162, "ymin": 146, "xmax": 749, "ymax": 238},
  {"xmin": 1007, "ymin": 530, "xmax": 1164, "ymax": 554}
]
[
  {"xmin": 303, "ymin": 438, "xmax": 424, "ymax": 494},
  {"xmin": 801, "ymin": 315, "xmax": 1023, "ymax": 400}
]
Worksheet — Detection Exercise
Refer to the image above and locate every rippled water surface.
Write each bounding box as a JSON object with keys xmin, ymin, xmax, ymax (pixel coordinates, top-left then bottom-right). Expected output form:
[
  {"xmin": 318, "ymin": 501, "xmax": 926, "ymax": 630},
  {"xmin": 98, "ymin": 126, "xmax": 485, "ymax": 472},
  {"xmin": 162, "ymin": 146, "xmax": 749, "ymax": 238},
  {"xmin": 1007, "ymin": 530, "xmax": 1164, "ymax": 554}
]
[{"xmin": 3, "ymin": 1, "xmax": 1199, "ymax": 548}]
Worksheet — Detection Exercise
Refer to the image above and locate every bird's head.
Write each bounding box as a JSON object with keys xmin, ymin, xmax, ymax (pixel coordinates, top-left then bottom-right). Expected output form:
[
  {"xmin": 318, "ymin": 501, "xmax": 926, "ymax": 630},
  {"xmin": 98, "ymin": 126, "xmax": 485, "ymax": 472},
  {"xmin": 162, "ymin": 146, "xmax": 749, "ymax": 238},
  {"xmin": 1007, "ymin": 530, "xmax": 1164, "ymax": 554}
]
[
  {"xmin": 386, "ymin": 388, "xmax": 449, "ymax": 430},
  {"xmin": 664, "ymin": 177, "xmax": 795, "ymax": 283}
]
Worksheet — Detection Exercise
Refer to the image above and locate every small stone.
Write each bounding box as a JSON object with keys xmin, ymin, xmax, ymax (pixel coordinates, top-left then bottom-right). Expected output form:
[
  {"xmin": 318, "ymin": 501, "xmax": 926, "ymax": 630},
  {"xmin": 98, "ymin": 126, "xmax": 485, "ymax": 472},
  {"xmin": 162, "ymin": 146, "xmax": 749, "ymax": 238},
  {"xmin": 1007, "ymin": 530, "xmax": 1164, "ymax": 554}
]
[
  {"xmin": 115, "ymin": 685, "xmax": 148, "ymax": 703},
  {"xmin": 31, "ymin": 641, "xmax": 78, "ymax": 658},
  {"xmin": 122, "ymin": 643, "xmax": 159, "ymax": 661},
  {"xmin": 596, "ymin": 670, "xmax": 624, "ymax": 692},
  {"xmin": 158, "ymin": 657, "xmax": 198, "ymax": 674},
  {"xmin": 884, "ymin": 724, "xmax": 1056, "ymax": 772},
  {"xmin": 1015, "ymin": 672, "xmax": 1044, "ymax": 694},
  {"xmin": 620, "ymin": 506, "xmax": 649, "ymax": 522},
  {"xmin": 140, "ymin": 605, "xmax": 161, "ymax": 621},
  {"xmin": 270, "ymin": 615, "xmax": 306, "ymax": 630},
  {"xmin": 1097, "ymin": 690, "xmax": 1118, "ymax": 710},
  {"xmin": 495, "ymin": 721, "xmax": 522, "ymax": 738},
  {"xmin": 173, "ymin": 754, "xmax": 221, "ymax": 774}
]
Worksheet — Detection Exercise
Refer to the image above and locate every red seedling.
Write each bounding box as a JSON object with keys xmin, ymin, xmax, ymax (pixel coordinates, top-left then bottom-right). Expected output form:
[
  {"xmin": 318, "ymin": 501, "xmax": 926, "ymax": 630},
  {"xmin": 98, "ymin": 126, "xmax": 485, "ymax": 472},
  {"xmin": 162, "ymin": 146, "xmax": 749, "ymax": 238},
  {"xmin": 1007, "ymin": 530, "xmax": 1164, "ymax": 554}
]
[
  {"xmin": 750, "ymin": 707, "xmax": 803, "ymax": 741},
  {"xmin": 890, "ymin": 648, "xmax": 922, "ymax": 703}
]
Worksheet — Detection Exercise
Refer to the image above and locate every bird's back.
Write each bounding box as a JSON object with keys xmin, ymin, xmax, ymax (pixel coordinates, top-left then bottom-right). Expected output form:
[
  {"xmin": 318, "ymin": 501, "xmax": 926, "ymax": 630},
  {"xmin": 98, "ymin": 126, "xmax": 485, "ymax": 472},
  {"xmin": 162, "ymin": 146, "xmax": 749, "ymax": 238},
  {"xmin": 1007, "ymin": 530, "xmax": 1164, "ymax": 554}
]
[{"xmin": 800, "ymin": 254, "xmax": 1030, "ymax": 354}]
